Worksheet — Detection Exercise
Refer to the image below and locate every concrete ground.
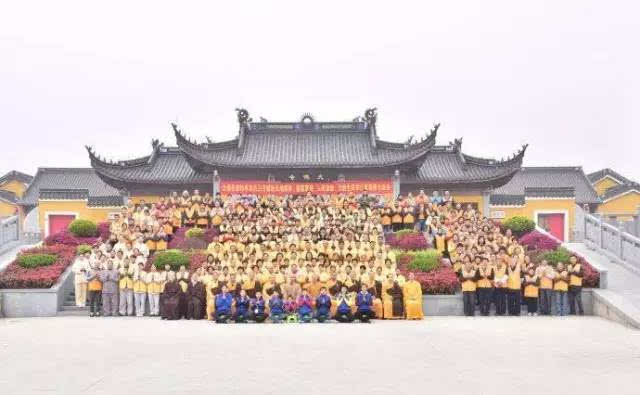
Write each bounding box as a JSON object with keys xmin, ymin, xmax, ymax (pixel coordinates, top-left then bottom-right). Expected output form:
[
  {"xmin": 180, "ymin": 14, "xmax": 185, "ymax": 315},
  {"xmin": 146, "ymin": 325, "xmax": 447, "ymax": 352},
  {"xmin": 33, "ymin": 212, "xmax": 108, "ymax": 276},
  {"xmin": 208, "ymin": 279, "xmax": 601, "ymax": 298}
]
[{"xmin": 1, "ymin": 317, "xmax": 640, "ymax": 395}]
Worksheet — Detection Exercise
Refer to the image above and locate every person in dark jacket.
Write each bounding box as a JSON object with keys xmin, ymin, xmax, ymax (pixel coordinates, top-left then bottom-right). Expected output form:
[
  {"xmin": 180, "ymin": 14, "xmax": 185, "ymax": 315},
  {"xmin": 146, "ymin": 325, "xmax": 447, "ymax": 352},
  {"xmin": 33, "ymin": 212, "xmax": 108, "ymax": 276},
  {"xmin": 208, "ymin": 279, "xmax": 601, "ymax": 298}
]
[
  {"xmin": 269, "ymin": 291, "xmax": 285, "ymax": 323},
  {"xmin": 215, "ymin": 284, "xmax": 234, "ymax": 323},
  {"xmin": 315, "ymin": 287, "xmax": 332, "ymax": 323},
  {"xmin": 234, "ymin": 290, "xmax": 251, "ymax": 323},
  {"xmin": 354, "ymin": 285, "xmax": 375, "ymax": 323},
  {"xmin": 250, "ymin": 291, "xmax": 267, "ymax": 323}
]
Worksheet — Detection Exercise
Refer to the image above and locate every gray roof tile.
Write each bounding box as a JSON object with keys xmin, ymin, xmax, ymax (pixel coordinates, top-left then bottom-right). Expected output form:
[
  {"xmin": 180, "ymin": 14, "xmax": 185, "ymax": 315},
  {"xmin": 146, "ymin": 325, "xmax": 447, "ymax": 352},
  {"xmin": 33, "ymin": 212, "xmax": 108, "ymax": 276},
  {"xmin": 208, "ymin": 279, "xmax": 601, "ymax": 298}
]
[
  {"xmin": 0, "ymin": 170, "xmax": 33, "ymax": 185},
  {"xmin": 20, "ymin": 168, "xmax": 121, "ymax": 206},
  {"xmin": 176, "ymin": 128, "xmax": 435, "ymax": 169},
  {"xmin": 587, "ymin": 168, "xmax": 635, "ymax": 185},
  {"xmin": 492, "ymin": 167, "xmax": 600, "ymax": 205}
]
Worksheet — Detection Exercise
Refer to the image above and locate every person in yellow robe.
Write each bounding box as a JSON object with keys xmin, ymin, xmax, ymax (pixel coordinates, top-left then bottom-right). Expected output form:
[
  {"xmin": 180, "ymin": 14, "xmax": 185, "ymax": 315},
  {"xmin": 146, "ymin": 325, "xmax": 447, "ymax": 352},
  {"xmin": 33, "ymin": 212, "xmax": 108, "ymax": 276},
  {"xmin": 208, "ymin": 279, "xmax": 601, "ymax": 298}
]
[
  {"xmin": 403, "ymin": 273, "xmax": 424, "ymax": 320},
  {"xmin": 381, "ymin": 274, "xmax": 402, "ymax": 319}
]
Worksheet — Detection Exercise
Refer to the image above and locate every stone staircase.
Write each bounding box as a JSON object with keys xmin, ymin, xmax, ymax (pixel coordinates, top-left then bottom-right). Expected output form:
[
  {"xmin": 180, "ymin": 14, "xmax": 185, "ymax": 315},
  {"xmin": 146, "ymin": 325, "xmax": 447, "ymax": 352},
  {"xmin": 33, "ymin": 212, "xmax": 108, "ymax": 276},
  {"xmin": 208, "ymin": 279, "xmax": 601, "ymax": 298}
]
[{"xmin": 58, "ymin": 289, "xmax": 89, "ymax": 316}]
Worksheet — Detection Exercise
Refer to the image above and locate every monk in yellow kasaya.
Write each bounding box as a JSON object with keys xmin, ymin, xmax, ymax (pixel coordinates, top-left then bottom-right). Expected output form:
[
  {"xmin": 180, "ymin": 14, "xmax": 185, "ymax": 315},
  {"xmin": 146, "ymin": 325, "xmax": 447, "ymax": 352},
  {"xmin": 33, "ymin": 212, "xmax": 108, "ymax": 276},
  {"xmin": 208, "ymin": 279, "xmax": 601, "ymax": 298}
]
[{"xmin": 403, "ymin": 273, "xmax": 424, "ymax": 320}]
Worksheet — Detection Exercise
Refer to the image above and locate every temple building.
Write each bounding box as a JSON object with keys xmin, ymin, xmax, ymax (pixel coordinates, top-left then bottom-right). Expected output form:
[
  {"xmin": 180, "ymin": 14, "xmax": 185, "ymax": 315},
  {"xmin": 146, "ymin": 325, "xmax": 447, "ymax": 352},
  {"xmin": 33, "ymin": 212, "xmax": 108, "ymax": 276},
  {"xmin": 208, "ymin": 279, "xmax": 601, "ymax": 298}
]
[
  {"xmin": 13, "ymin": 108, "xmax": 606, "ymax": 241},
  {"xmin": 587, "ymin": 168, "xmax": 640, "ymax": 222}
]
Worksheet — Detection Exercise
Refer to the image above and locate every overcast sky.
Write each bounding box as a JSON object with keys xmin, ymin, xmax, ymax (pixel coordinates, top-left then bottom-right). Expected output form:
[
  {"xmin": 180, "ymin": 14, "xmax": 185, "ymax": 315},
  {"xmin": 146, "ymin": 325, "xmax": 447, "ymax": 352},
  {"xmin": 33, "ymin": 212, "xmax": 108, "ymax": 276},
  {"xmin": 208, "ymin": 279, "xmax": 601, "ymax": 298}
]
[{"xmin": 1, "ymin": 1, "xmax": 638, "ymax": 181}]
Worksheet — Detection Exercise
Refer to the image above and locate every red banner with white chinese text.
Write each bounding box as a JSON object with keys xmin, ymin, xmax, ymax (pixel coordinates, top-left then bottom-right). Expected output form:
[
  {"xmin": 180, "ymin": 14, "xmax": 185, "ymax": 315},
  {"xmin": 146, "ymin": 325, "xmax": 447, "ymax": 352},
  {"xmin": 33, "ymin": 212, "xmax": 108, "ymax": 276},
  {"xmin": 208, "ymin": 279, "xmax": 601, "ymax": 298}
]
[{"xmin": 220, "ymin": 180, "xmax": 393, "ymax": 196}]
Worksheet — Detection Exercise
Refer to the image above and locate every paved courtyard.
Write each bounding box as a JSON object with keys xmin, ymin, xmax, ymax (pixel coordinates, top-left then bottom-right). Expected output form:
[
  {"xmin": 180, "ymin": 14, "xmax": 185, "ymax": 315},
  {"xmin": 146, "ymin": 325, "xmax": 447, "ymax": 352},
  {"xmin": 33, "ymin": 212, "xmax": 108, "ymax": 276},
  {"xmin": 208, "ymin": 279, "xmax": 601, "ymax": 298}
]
[{"xmin": 1, "ymin": 317, "xmax": 639, "ymax": 395}]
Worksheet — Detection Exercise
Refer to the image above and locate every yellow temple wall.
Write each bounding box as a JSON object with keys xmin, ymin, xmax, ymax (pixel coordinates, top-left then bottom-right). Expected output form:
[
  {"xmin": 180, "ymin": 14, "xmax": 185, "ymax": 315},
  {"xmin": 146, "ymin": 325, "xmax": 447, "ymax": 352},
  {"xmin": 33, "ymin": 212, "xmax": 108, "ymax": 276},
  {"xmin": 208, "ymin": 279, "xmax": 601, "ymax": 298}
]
[
  {"xmin": 597, "ymin": 191, "xmax": 640, "ymax": 221},
  {"xmin": 129, "ymin": 195, "xmax": 164, "ymax": 204},
  {"xmin": 490, "ymin": 198, "xmax": 576, "ymax": 240},
  {"xmin": 0, "ymin": 180, "xmax": 28, "ymax": 198},
  {"xmin": 0, "ymin": 200, "xmax": 17, "ymax": 217},
  {"xmin": 593, "ymin": 177, "xmax": 620, "ymax": 196},
  {"xmin": 38, "ymin": 200, "xmax": 120, "ymax": 235}
]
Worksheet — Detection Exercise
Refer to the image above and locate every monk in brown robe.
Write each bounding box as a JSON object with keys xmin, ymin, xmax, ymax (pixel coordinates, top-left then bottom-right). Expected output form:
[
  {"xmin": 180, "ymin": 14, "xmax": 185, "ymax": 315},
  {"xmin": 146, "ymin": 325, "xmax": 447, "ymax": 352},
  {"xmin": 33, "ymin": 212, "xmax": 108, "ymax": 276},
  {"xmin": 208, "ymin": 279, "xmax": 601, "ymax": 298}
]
[
  {"xmin": 186, "ymin": 274, "xmax": 206, "ymax": 320},
  {"xmin": 161, "ymin": 272, "xmax": 182, "ymax": 320}
]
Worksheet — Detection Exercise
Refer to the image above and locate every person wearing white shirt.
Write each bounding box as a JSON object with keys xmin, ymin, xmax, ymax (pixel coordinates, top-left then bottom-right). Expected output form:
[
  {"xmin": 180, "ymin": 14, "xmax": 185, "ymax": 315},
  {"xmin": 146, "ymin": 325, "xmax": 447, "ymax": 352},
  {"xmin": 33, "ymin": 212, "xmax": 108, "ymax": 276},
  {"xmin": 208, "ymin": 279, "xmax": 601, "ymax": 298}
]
[{"xmin": 72, "ymin": 252, "xmax": 91, "ymax": 306}]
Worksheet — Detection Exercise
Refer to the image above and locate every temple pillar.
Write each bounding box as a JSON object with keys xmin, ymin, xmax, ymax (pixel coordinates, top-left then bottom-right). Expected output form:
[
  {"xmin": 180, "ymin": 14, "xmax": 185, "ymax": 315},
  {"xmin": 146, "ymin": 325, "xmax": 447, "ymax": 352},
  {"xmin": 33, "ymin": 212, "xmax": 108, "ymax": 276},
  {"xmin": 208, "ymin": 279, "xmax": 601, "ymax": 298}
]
[
  {"xmin": 213, "ymin": 170, "xmax": 220, "ymax": 196},
  {"xmin": 393, "ymin": 170, "xmax": 400, "ymax": 200},
  {"xmin": 482, "ymin": 189, "xmax": 492, "ymax": 217}
]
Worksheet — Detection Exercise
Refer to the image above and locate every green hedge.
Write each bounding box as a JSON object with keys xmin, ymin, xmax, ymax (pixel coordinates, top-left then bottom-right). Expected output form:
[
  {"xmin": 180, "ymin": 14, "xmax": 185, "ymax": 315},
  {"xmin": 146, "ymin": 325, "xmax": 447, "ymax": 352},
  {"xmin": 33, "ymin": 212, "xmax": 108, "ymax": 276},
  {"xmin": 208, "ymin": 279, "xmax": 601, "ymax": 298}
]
[
  {"xmin": 185, "ymin": 227, "xmax": 204, "ymax": 239},
  {"xmin": 68, "ymin": 219, "xmax": 98, "ymax": 237},
  {"xmin": 503, "ymin": 216, "xmax": 535, "ymax": 236},
  {"xmin": 154, "ymin": 249, "xmax": 190, "ymax": 271},
  {"xmin": 536, "ymin": 247, "xmax": 572, "ymax": 266},
  {"xmin": 406, "ymin": 249, "xmax": 442, "ymax": 272},
  {"xmin": 17, "ymin": 254, "xmax": 58, "ymax": 269},
  {"xmin": 76, "ymin": 244, "xmax": 92, "ymax": 255}
]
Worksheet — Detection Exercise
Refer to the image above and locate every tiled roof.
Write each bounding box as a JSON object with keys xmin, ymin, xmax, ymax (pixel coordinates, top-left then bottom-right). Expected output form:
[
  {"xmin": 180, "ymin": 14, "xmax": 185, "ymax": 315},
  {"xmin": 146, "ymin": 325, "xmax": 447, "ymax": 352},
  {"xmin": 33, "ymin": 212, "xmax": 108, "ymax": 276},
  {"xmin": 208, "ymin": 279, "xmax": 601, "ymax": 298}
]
[
  {"xmin": 87, "ymin": 146, "xmax": 211, "ymax": 185},
  {"xmin": 0, "ymin": 190, "xmax": 18, "ymax": 204},
  {"xmin": 600, "ymin": 183, "xmax": 640, "ymax": 202},
  {"xmin": 587, "ymin": 168, "xmax": 635, "ymax": 185},
  {"xmin": 492, "ymin": 167, "xmax": 600, "ymax": 205},
  {"xmin": 20, "ymin": 168, "xmax": 122, "ymax": 206},
  {"xmin": 402, "ymin": 141, "xmax": 526, "ymax": 185},
  {"xmin": 174, "ymin": 124, "xmax": 437, "ymax": 169},
  {"xmin": 0, "ymin": 170, "xmax": 33, "ymax": 185},
  {"xmin": 489, "ymin": 194, "xmax": 526, "ymax": 206}
]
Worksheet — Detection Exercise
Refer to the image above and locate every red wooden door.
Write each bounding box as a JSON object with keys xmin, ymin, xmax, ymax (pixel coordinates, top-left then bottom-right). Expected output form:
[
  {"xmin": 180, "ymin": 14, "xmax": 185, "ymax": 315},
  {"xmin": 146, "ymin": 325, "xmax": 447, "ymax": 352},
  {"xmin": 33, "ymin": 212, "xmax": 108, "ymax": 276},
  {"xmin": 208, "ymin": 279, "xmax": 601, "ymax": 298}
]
[
  {"xmin": 48, "ymin": 215, "xmax": 76, "ymax": 236},
  {"xmin": 538, "ymin": 213, "xmax": 565, "ymax": 241}
]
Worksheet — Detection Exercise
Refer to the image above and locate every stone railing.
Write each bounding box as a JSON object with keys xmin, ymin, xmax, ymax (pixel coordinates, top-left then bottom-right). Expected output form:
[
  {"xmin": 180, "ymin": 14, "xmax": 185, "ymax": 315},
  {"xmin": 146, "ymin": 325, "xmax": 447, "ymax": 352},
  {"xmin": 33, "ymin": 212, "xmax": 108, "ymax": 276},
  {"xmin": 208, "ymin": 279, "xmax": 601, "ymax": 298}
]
[
  {"xmin": 583, "ymin": 212, "xmax": 640, "ymax": 271},
  {"xmin": 0, "ymin": 215, "xmax": 19, "ymax": 249}
]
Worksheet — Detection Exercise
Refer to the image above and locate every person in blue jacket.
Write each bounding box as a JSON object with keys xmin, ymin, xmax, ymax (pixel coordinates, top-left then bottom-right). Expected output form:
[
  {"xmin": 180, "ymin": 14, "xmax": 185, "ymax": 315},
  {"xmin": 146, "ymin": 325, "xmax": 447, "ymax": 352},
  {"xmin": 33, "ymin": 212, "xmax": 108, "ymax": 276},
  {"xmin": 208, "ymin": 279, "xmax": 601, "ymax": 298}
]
[
  {"xmin": 334, "ymin": 286, "xmax": 354, "ymax": 323},
  {"xmin": 215, "ymin": 284, "xmax": 233, "ymax": 323},
  {"xmin": 234, "ymin": 289, "xmax": 251, "ymax": 323},
  {"xmin": 268, "ymin": 291, "xmax": 284, "ymax": 323},
  {"xmin": 315, "ymin": 287, "xmax": 332, "ymax": 323},
  {"xmin": 354, "ymin": 285, "xmax": 375, "ymax": 323},
  {"xmin": 297, "ymin": 289, "xmax": 314, "ymax": 323},
  {"xmin": 250, "ymin": 291, "xmax": 267, "ymax": 323}
]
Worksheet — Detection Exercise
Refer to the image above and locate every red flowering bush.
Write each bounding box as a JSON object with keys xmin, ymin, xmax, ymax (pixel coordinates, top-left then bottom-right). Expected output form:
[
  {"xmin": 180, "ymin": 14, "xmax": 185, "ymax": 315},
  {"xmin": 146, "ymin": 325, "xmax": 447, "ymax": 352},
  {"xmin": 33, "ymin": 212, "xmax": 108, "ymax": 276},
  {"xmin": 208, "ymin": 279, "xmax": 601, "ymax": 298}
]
[
  {"xmin": 97, "ymin": 221, "xmax": 111, "ymax": 240},
  {"xmin": 0, "ymin": 245, "xmax": 76, "ymax": 289},
  {"xmin": 167, "ymin": 228, "xmax": 186, "ymax": 249},
  {"xmin": 570, "ymin": 252, "xmax": 600, "ymax": 288},
  {"xmin": 396, "ymin": 251, "xmax": 459, "ymax": 294},
  {"xmin": 44, "ymin": 230, "xmax": 99, "ymax": 247},
  {"xmin": 519, "ymin": 231, "xmax": 560, "ymax": 251},
  {"xmin": 386, "ymin": 231, "xmax": 430, "ymax": 250}
]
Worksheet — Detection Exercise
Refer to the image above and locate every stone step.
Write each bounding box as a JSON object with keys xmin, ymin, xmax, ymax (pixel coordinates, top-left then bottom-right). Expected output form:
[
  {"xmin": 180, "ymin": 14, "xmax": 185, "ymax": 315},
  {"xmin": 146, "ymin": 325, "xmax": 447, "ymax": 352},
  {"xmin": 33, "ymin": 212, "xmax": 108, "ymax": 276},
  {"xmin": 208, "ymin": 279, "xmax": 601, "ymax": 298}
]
[
  {"xmin": 57, "ymin": 309, "xmax": 90, "ymax": 317},
  {"xmin": 61, "ymin": 305, "xmax": 88, "ymax": 312}
]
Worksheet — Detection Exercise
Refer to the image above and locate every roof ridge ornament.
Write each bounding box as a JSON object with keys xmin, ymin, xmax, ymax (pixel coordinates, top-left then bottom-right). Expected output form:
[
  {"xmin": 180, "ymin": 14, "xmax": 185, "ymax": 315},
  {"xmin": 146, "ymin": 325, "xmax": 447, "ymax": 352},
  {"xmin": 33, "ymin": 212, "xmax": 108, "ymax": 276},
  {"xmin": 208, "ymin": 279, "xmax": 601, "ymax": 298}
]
[
  {"xmin": 364, "ymin": 107, "xmax": 378, "ymax": 151},
  {"xmin": 235, "ymin": 108, "xmax": 251, "ymax": 155}
]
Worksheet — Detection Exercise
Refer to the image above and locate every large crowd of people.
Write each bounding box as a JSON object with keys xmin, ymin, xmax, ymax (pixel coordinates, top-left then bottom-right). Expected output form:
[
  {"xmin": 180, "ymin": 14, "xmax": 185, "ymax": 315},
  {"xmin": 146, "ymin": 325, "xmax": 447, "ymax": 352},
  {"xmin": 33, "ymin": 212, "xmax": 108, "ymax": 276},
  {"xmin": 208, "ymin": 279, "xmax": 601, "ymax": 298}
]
[
  {"xmin": 72, "ymin": 190, "xmax": 424, "ymax": 322},
  {"xmin": 71, "ymin": 188, "xmax": 585, "ymax": 322}
]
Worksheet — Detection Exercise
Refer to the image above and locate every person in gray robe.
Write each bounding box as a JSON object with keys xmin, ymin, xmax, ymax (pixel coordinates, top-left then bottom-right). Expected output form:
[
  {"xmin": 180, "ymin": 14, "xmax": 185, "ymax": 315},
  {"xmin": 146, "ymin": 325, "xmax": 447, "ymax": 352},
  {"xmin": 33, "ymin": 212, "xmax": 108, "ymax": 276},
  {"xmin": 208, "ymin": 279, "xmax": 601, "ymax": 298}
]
[{"xmin": 99, "ymin": 261, "xmax": 119, "ymax": 317}]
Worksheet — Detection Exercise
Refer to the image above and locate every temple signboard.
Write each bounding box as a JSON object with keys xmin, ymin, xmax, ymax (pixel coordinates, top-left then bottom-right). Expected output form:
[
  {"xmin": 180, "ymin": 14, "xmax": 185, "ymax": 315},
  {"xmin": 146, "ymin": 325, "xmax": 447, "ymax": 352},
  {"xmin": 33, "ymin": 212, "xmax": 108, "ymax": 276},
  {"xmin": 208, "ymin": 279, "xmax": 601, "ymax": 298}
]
[{"xmin": 220, "ymin": 179, "xmax": 393, "ymax": 196}]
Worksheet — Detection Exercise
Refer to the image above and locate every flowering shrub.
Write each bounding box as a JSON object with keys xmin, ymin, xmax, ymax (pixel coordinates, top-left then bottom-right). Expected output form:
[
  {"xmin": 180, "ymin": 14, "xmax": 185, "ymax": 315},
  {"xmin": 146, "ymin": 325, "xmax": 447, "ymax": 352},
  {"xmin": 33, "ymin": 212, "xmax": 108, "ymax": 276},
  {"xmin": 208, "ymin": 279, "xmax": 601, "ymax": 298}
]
[
  {"xmin": 97, "ymin": 221, "xmax": 111, "ymax": 240},
  {"xmin": 68, "ymin": 219, "xmax": 98, "ymax": 237},
  {"xmin": 396, "ymin": 251, "xmax": 458, "ymax": 294},
  {"xmin": 167, "ymin": 228, "xmax": 187, "ymax": 249},
  {"xmin": 503, "ymin": 216, "xmax": 536, "ymax": 237},
  {"xmin": 44, "ymin": 230, "xmax": 99, "ymax": 247},
  {"xmin": 386, "ymin": 231, "xmax": 430, "ymax": 250},
  {"xmin": 0, "ymin": 245, "xmax": 76, "ymax": 289},
  {"xmin": 180, "ymin": 237, "xmax": 208, "ymax": 250},
  {"xmin": 399, "ymin": 249, "xmax": 442, "ymax": 272},
  {"xmin": 76, "ymin": 244, "xmax": 92, "ymax": 255},
  {"xmin": 519, "ymin": 230, "xmax": 560, "ymax": 251},
  {"xmin": 185, "ymin": 227, "xmax": 204, "ymax": 238},
  {"xmin": 152, "ymin": 249, "xmax": 191, "ymax": 271},
  {"xmin": 17, "ymin": 254, "xmax": 57, "ymax": 269},
  {"xmin": 536, "ymin": 248, "xmax": 572, "ymax": 266}
]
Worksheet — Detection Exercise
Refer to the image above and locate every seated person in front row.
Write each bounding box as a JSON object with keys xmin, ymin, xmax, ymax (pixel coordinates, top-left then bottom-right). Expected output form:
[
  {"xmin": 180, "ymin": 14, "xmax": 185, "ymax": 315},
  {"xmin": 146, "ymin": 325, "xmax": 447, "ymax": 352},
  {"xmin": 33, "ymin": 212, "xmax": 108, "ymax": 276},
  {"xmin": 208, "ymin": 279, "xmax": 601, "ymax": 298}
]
[
  {"xmin": 297, "ymin": 289, "xmax": 314, "ymax": 323},
  {"xmin": 215, "ymin": 285, "xmax": 234, "ymax": 323},
  {"xmin": 234, "ymin": 290, "xmax": 251, "ymax": 323},
  {"xmin": 315, "ymin": 287, "xmax": 332, "ymax": 323},
  {"xmin": 354, "ymin": 285, "xmax": 375, "ymax": 323},
  {"xmin": 269, "ymin": 291, "xmax": 285, "ymax": 323},
  {"xmin": 334, "ymin": 286, "xmax": 354, "ymax": 323},
  {"xmin": 251, "ymin": 291, "xmax": 268, "ymax": 323},
  {"xmin": 284, "ymin": 295, "xmax": 298, "ymax": 323}
]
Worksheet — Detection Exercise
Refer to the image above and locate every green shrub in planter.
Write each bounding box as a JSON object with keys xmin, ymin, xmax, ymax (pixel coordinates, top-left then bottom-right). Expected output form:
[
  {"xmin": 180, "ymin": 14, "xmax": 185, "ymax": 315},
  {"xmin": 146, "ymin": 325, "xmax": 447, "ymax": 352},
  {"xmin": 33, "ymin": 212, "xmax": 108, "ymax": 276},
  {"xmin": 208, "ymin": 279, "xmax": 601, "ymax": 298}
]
[
  {"xmin": 537, "ymin": 248, "xmax": 572, "ymax": 266},
  {"xmin": 394, "ymin": 229, "xmax": 417, "ymax": 237},
  {"xmin": 68, "ymin": 219, "xmax": 98, "ymax": 237},
  {"xmin": 76, "ymin": 244, "xmax": 92, "ymax": 255},
  {"xmin": 407, "ymin": 249, "xmax": 442, "ymax": 272},
  {"xmin": 154, "ymin": 249, "xmax": 190, "ymax": 271},
  {"xmin": 503, "ymin": 216, "xmax": 535, "ymax": 236},
  {"xmin": 17, "ymin": 253, "xmax": 58, "ymax": 269},
  {"xmin": 185, "ymin": 227, "xmax": 204, "ymax": 239}
]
